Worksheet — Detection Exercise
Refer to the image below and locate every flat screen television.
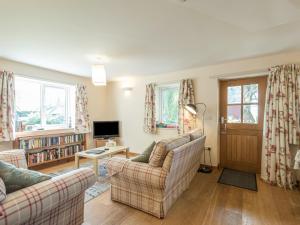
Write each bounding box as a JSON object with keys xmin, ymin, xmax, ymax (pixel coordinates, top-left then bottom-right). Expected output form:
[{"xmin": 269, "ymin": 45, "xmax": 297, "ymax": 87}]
[{"xmin": 93, "ymin": 121, "xmax": 119, "ymax": 139}]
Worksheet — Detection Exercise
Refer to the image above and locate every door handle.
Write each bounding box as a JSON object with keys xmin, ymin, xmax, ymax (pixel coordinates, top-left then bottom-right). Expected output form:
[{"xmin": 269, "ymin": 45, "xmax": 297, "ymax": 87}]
[{"xmin": 220, "ymin": 116, "xmax": 227, "ymax": 134}]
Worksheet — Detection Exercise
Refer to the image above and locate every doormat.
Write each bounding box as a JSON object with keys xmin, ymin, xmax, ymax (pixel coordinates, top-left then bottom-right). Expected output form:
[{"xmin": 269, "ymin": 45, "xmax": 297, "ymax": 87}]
[{"xmin": 218, "ymin": 168, "xmax": 257, "ymax": 191}]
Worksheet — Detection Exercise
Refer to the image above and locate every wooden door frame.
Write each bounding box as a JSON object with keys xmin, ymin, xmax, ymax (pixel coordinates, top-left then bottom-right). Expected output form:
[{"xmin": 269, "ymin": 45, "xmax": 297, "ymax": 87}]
[{"xmin": 218, "ymin": 76, "xmax": 268, "ymax": 173}]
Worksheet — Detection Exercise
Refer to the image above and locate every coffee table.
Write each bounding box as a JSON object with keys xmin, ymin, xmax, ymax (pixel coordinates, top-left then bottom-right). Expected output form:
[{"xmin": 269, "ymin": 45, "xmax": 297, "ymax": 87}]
[{"xmin": 75, "ymin": 146, "xmax": 129, "ymax": 176}]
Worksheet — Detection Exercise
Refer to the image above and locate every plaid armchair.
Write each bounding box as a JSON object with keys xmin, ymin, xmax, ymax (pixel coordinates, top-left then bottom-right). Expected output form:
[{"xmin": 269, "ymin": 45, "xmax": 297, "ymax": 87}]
[
  {"xmin": 107, "ymin": 136, "xmax": 206, "ymax": 218},
  {"xmin": 0, "ymin": 149, "xmax": 96, "ymax": 225}
]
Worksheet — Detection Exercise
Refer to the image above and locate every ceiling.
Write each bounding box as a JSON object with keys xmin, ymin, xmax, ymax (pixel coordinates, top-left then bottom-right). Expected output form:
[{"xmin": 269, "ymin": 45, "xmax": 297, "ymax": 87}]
[{"xmin": 1, "ymin": 0, "xmax": 300, "ymax": 79}]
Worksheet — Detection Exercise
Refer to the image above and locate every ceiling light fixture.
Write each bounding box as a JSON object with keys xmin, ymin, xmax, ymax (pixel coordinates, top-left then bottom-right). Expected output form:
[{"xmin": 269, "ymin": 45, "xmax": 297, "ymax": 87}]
[{"xmin": 92, "ymin": 64, "xmax": 107, "ymax": 86}]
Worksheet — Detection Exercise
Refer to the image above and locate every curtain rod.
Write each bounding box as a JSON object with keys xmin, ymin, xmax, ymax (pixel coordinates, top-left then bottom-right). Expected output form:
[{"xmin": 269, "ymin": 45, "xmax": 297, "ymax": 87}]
[{"xmin": 210, "ymin": 69, "xmax": 269, "ymax": 80}]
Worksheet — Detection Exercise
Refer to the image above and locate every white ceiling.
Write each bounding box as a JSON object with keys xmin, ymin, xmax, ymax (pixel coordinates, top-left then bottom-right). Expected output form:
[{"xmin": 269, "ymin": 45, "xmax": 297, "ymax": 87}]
[{"xmin": 0, "ymin": 0, "xmax": 300, "ymax": 79}]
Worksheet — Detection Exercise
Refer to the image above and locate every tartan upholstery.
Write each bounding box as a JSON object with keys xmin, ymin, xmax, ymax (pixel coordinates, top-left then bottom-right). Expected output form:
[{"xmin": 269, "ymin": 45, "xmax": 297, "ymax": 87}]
[
  {"xmin": 106, "ymin": 157, "xmax": 129, "ymax": 176},
  {"xmin": 0, "ymin": 150, "xmax": 96, "ymax": 225},
  {"xmin": 108, "ymin": 135, "xmax": 206, "ymax": 218},
  {"xmin": 149, "ymin": 142, "xmax": 167, "ymax": 167},
  {"xmin": 162, "ymin": 134, "xmax": 191, "ymax": 151},
  {"xmin": 0, "ymin": 149, "xmax": 27, "ymax": 169},
  {"xmin": 0, "ymin": 178, "xmax": 6, "ymax": 202}
]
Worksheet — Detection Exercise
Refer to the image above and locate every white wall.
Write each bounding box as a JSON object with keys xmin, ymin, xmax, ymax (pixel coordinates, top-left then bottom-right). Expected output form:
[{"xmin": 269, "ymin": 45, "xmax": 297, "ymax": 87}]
[
  {"xmin": 0, "ymin": 58, "xmax": 108, "ymax": 150},
  {"xmin": 107, "ymin": 51, "xmax": 300, "ymax": 166}
]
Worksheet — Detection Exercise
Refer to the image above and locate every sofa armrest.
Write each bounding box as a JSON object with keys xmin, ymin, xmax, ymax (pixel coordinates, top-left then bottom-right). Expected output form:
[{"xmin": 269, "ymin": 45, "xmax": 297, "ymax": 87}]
[
  {"xmin": 108, "ymin": 157, "xmax": 168, "ymax": 189},
  {"xmin": 0, "ymin": 168, "xmax": 96, "ymax": 225}
]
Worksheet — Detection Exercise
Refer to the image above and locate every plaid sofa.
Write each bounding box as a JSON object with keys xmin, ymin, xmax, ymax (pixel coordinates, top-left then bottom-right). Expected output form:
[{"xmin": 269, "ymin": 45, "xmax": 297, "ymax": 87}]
[
  {"xmin": 0, "ymin": 149, "xmax": 96, "ymax": 225},
  {"xmin": 107, "ymin": 135, "xmax": 206, "ymax": 218}
]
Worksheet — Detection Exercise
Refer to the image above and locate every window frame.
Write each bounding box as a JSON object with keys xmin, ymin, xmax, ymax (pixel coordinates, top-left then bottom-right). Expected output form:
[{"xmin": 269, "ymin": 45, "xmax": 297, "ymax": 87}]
[
  {"xmin": 15, "ymin": 75, "xmax": 75, "ymax": 133},
  {"xmin": 156, "ymin": 82, "xmax": 180, "ymax": 128},
  {"xmin": 227, "ymin": 83, "xmax": 259, "ymax": 124}
]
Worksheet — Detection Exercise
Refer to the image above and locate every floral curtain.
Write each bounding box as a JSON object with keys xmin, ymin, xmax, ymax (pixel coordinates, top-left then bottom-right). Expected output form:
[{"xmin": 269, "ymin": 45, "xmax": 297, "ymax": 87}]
[
  {"xmin": 75, "ymin": 84, "xmax": 90, "ymax": 133},
  {"xmin": 144, "ymin": 83, "xmax": 156, "ymax": 134},
  {"xmin": 178, "ymin": 79, "xmax": 195, "ymax": 134},
  {"xmin": 261, "ymin": 64, "xmax": 300, "ymax": 189},
  {"xmin": 0, "ymin": 71, "xmax": 15, "ymax": 141}
]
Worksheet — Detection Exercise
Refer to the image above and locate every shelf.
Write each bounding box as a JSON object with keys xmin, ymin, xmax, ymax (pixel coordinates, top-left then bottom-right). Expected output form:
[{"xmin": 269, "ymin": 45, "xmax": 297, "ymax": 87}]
[
  {"xmin": 16, "ymin": 129, "xmax": 76, "ymax": 139},
  {"xmin": 13, "ymin": 132, "xmax": 87, "ymax": 169},
  {"xmin": 28, "ymin": 155, "xmax": 76, "ymax": 168},
  {"xmin": 25, "ymin": 142, "xmax": 83, "ymax": 152}
]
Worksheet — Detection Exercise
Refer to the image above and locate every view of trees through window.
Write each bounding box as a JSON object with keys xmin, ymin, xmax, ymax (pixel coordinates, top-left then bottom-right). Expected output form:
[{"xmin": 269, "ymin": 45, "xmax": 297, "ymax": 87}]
[
  {"xmin": 156, "ymin": 84, "xmax": 179, "ymax": 127},
  {"xmin": 227, "ymin": 84, "xmax": 258, "ymax": 124},
  {"xmin": 15, "ymin": 76, "xmax": 75, "ymax": 132}
]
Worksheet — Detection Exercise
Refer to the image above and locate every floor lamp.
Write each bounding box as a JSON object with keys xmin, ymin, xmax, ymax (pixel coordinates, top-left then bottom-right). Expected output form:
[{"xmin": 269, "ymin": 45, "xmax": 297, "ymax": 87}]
[{"xmin": 185, "ymin": 103, "xmax": 212, "ymax": 173}]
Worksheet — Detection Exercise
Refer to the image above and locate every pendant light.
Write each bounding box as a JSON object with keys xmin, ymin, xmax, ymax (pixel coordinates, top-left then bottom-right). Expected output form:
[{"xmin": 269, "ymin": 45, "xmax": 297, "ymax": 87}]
[{"xmin": 92, "ymin": 64, "xmax": 106, "ymax": 86}]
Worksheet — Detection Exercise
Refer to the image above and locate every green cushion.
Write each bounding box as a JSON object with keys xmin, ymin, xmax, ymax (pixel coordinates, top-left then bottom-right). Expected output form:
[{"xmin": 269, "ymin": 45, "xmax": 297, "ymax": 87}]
[
  {"xmin": 0, "ymin": 160, "xmax": 51, "ymax": 194},
  {"xmin": 131, "ymin": 141, "xmax": 156, "ymax": 163}
]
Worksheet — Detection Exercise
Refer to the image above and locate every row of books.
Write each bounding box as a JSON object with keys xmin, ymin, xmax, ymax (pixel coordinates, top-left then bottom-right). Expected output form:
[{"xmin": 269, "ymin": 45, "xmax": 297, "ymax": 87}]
[
  {"xmin": 28, "ymin": 145, "xmax": 83, "ymax": 165},
  {"xmin": 19, "ymin": 134, "xmax": 85, "ymax": 150},
  {"xmin": 60, "ymin": 145, "xmax": 82, "ymax": 158},
  {"xmin": 60, "ymin": 134, "xmax": 85, "ymax": 145}
]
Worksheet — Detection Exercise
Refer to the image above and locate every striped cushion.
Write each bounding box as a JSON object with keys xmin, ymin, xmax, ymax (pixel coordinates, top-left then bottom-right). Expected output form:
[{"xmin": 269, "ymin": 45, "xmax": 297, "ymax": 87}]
[
  {"xmin": 161, "ymin": 134, "xmax": 191, "ymax": 151},
  {"xmin": 149, "ymin": 142, "xmax": 167, "ymax": 167},
  {"xmin": 189, "ymin": 129, "xmax": 203, "ymax": 140},
  {"xmin": 0, "ymin": 178, "xmax": 6, "ymax": 202},
  {"xmin": 0, "ymin": 149, "xmax": 28, "ymax": 169},
  {"xmin": 162, "ymin": 150, "xmax": 174, "ymax": 172},
  {"xmin": 149, "ymin": 135, "xmax": 190, "ymax": 168}
]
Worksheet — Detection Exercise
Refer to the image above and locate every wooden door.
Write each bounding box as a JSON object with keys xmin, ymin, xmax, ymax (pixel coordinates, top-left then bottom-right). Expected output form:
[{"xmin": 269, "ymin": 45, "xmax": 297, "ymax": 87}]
[{"xmin": 219, "ymin": 76, "xmax": 267, "ymax": 173}]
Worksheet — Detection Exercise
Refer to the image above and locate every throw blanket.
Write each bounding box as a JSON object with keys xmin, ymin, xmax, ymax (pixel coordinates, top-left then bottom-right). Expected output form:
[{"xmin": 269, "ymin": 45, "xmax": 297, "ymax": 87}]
[
  {"xmin": 294, "ymin": 150, "xmax": 300, "ymax": 169},
  {"xmin": 106, "ymin": 157, "xmax": 128, "ymax": 176}
]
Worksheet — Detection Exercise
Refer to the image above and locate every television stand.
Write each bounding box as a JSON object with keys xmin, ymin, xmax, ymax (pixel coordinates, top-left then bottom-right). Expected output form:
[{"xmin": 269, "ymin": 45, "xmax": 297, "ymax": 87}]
[{"xmin": 94, "ymin": 137, "xmax": 120, "ymax": 148}]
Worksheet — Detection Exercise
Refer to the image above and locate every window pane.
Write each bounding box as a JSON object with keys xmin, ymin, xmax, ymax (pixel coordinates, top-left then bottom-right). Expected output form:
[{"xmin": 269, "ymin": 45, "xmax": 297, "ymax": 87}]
[
  {"xmin": 227, "ymin": 105, "xmax": 241, "ymax": 123},
  {"xmin": 161, "ymin": 87, "xmax": 179, "ymax": 125},
  {"xmin": 243, "ymin": 84, "xmax": 258, "ymax": 103},
  {"xmin": 243, "ymin": 105, "xmax": 258, "ymax": 124},
  {"xmin": 228, "ymin": 86, "xmax": 241, "ymax": 104},
  {"xmin": 44, "ymin": 86, "xmax": 66, "ymax": 126},
  {"xmin": 15, "ymin": 77, "xmax": 41, "ymax": 131}
]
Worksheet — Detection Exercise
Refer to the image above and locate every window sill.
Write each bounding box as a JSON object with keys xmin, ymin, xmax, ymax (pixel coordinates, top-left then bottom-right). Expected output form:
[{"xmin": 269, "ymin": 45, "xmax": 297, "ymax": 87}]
[
  {"xmin": 156, "ymin": 127, "xmax": 178, "ymax": 130},
  {"xmin": 15, "ymin": 128, "xmax": 76, "ymax": 138}
]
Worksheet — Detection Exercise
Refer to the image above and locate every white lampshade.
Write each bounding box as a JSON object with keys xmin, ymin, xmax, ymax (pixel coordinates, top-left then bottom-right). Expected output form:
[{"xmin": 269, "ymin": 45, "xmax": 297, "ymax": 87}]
[{"xmin": 92, "ymin": 65, "xmax": 106, "ymax": 86}]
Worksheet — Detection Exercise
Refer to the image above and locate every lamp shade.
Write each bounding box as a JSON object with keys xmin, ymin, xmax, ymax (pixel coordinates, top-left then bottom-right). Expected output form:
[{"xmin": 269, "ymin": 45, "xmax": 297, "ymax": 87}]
[
  {"xmin": 92, "ymin": 65, "xmax": 106, "ymax": 86},
  {"xmin": 185, "ymin": 104, "xmax": 197, "ymax": 115}
]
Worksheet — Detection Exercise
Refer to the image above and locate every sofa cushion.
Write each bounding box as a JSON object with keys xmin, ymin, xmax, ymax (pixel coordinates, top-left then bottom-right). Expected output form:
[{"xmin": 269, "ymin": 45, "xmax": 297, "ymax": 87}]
[
  {"xmin": 149, "ymin": 135, "xmax": 190, "ymax": 168},
  {"xmin": 131, "ymin": 141, "xmax": 156, "ymax": 163},
  {"xmin": 149, "ymin": 142, "xmax": 167, "ymax": 167},
  {"xmin": 162, "ymin": 134, "xmax": 191, "ymax": 151},
  {"xmin": 0, "ymin": 160, "xmax": 51, "ymax": 194},
  {"xmin": 189, "ymin": 129, "xmax": 203, "ymax": 140},
  {"xmin": 0, "ymin": 149, "xmax": 28, "ymax": 169},
  {"xmin": 0, "ymin": 178, "xmax": 6, "ymax": 202},
  {"xmin": 162, "ymin": 151, "xmax": 174, "ymax": 172}
]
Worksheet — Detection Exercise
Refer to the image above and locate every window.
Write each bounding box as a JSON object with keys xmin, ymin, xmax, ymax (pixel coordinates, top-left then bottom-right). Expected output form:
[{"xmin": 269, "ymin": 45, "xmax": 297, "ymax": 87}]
[
  {"xmin": 227, "ymin": 84, "xmax": 258, "ymax": 124},
  {"xmin": 15, "ymin": 76, "xmax": 75, "ymax": 132},
  {"xmin": 156, "ymin": 83, "xmax": 179, "ymax": 128}
]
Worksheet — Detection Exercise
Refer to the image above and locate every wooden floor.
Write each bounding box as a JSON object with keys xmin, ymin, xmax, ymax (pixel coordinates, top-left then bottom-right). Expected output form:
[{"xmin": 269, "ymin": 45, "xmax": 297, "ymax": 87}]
[{"xmin": 40, "ymin": 161, "xmax": 300, "ymax": 225}]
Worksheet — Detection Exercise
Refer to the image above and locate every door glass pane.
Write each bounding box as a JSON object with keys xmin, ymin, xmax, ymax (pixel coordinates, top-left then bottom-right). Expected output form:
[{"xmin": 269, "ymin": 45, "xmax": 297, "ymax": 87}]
[
  {"xmin": 228, "ymin": 86, "xmax": 241, "ymax": 104},
  {"xmin": 227, "ymin": 105, "xmax": 241, "ymax": 123},
  {"xmin": 243, "ymin": 84, "xmax": 258, "ymax": 103},
  {"xmin": 243, "ymin": 105, "xmax": 258, "ymax": 124},
  {"xmin": 44, "ymin": 86, "xmax": 66, "ymax": 126}
]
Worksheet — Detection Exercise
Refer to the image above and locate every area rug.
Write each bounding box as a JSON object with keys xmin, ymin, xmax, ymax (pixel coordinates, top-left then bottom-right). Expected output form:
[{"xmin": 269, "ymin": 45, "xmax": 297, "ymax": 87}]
[
  {"xmin": 218, "ymin": 168, "xmax": 257, "ymax": 191},
  {"xmin": 50, "ymin": 161, "xmax": 111, "ymax": 203}
]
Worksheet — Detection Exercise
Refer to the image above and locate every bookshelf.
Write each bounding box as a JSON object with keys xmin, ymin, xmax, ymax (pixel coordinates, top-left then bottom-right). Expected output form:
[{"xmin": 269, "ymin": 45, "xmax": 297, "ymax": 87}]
[{"xmin": 13, "ymin": 132, "xmax": 87, "ymax": 168}]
